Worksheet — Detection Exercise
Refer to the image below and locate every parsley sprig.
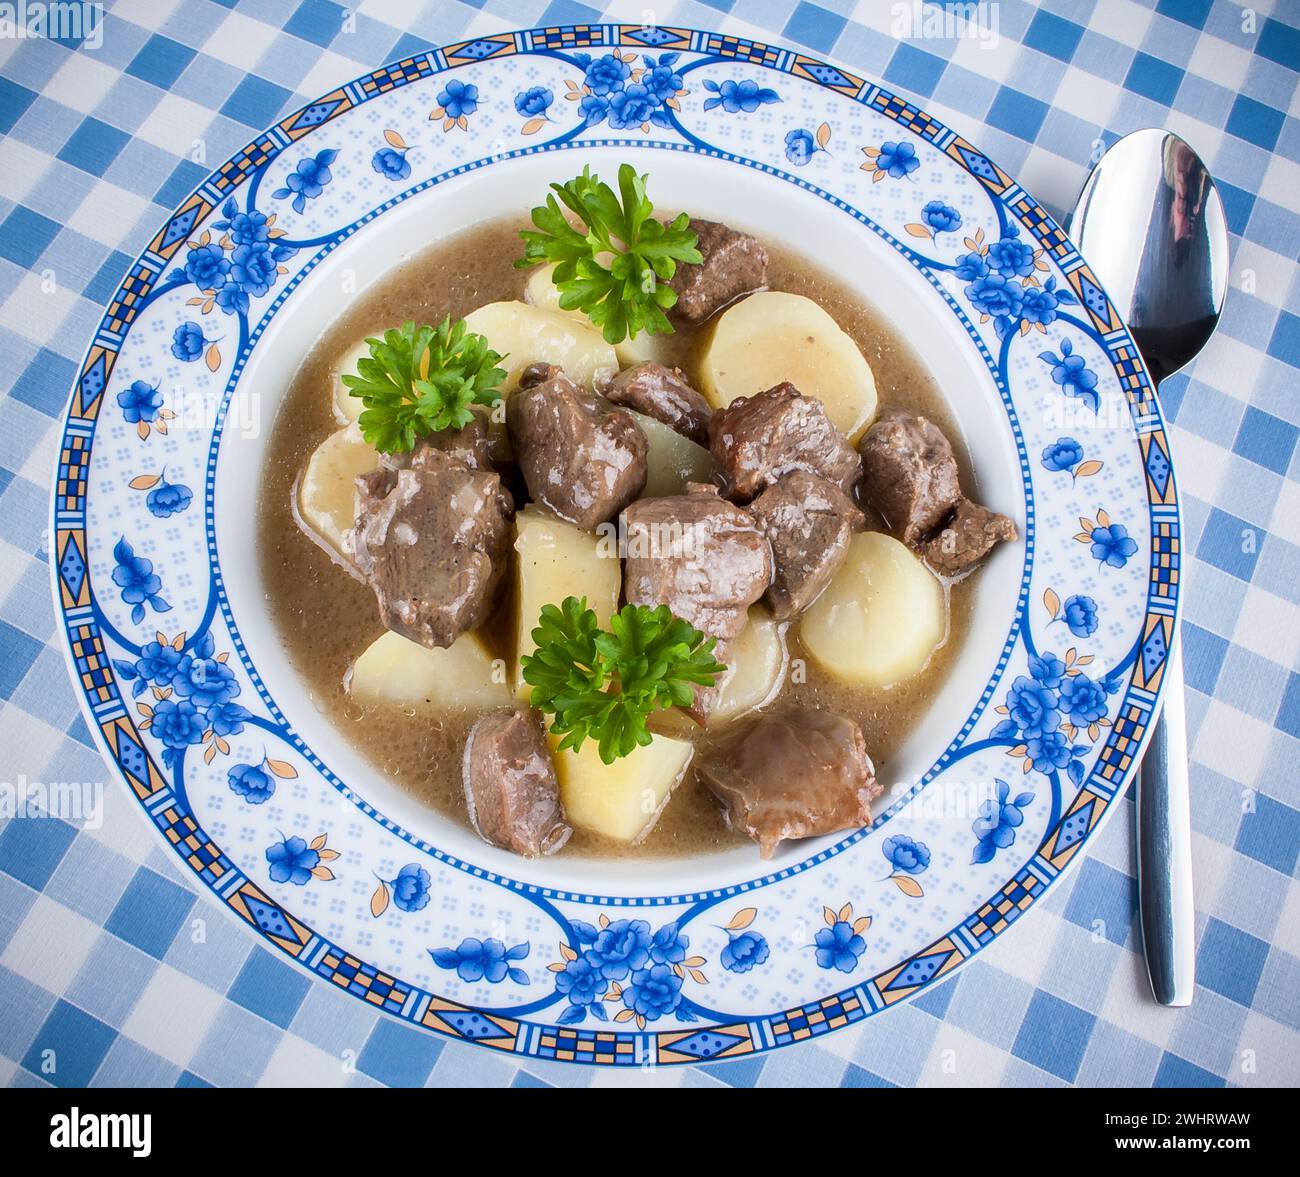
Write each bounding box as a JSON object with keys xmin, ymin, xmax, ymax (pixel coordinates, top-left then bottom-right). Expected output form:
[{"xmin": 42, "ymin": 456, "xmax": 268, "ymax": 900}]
[
  {"xmin": 521, "ymin": 596, "xmax": 725, "ymax": 765},
  {"xmin": 515, "ymin": 164, "xmax": 702, "ymax": 346},
  {"xmin": 342, "ymin": 317, "xmax": 506, "ymax": 454}
]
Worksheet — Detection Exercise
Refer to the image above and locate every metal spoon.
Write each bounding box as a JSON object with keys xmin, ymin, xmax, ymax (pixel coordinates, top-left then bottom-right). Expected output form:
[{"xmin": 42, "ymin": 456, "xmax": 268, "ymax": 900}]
[{"xmin": 1066, "ymin": 128, "xmax": 1229, "ymax": 1006}]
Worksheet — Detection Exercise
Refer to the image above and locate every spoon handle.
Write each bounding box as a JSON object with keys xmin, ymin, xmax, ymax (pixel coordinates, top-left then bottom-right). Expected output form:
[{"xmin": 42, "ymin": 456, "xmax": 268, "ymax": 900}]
[{"xmin": 1136, "ymin": 631, "xmax": 1195, "ymax": 1005}]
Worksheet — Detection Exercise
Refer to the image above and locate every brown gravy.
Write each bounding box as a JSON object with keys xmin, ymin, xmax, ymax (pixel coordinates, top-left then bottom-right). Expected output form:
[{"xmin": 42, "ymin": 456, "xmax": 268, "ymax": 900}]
[{"xmin": 258, "ymin": 217, "xmax": 973, "ymax": 859}]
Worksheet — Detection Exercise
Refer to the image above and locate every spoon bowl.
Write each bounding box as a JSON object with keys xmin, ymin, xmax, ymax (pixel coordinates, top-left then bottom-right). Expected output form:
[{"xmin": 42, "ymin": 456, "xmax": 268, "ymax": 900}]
[{"xmin": 1067, "ymin": 127, "xmax": 1229, "ymax": 383}]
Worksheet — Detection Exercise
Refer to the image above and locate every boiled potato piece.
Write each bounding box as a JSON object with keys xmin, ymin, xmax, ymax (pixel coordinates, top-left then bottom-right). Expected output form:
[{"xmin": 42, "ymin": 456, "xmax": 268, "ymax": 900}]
[
  {"xmin": 801, "ymin": 531, "xmax": 945, "ymax": 687},
  {"xmin": 347, "ymin": 631, "xmax": 508, "ymax": 709},
  {"xmin": 629, "ymin": 411, "xmax": 715, "ymax": 498},
  {"xmin": 523, "ymin": 262, "xmax": 571, "ymax": 317},
  {"xmin": 463, "ymin": 300, "xmax": 617, "ymax": 392},
  {"xmin": 710, "ymin": 608, "xmax": 788, "ymax": 726},
  {"xmin": 296, "ymin": 424, "xmax": 377, "ymax": 560},
  {"xmin": 552, "ymin": 732, "xmax": 693, "ymax": 842},
  {"xmin": 330, "ymin": 339, "xmax": 370, "ymax": 425},
  {"xmin": 513, "ymin": 507, "xmax": 621, "ymax": 700},
  {"xmin": 613, "ymin": 330, "xmax": 676, "ymax": 370},
  {"xmin": 699, "ymin": 291, "xmax": 878, "ymax": 441}
]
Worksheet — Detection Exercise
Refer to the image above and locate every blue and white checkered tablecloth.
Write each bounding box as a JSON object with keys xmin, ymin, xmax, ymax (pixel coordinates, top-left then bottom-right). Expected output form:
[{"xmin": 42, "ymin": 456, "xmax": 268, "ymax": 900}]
[{"xmin": 1, "ymin": 0, "xmax": 1297, "ymax": 1089}]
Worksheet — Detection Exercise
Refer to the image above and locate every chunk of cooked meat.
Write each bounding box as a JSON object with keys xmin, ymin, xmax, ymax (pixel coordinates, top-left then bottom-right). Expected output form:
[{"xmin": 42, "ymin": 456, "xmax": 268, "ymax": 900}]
[
  {"xmin": 508, "ymin": 367, "xmax": 647, "ymax": 529},
  {"xmin": 749, "ymin": 471, "xmax": 864, "ymax": 620},
  {"xmin": 606, "ymin": 361, "xmax": 712, "ymax": 444},
  {"xmin": 622, "ymin": 483, "xmax": 772, "ymax": 720},
  {"xmin": 697, "ymin": 709, "xmax": 880, "ymax": 857},
  {"xmin": 518, "ymin": 361, "xmax": 560, "ymax": 389},
  {"xmin": 348, "ymin": 449, "xmax": 513, "ymax": 648},
  {"xmin": 463, "ymin": 708, "xmax": 571, "ymax": 857},
  {"xmin": 668, "ymin": 218, "xmax": 768, "ymax": 324},
  {"xmin": 708, "ymin": 382, "xmax": 862, "ymax": 500},
  {"xmin": 858, "ymin": 410, "xmax": 1016, "ymax": 574},
  {"xmin": 858, "ymin": 410, "xmax": 962, "ymax": 545},
  {"xmin": 623, "ymin": 485, "xmax": 772, "ymax": 644},
  {"xmin": 920, "ymin": 497, "xmax": 1018, "ymax": 577}
]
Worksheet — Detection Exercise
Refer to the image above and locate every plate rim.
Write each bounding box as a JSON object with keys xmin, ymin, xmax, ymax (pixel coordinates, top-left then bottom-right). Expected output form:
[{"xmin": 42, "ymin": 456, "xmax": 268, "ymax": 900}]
[{"xmin": 47, "ymin": 22, "xmax": 1182, "ymax": 1067}]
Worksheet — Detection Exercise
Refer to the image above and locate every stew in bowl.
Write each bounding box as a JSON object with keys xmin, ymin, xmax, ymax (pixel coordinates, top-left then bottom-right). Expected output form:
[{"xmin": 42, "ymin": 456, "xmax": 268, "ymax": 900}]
[{"xmin": 261, "ymin": 164, "xmax": 1018, "ymax": 863}]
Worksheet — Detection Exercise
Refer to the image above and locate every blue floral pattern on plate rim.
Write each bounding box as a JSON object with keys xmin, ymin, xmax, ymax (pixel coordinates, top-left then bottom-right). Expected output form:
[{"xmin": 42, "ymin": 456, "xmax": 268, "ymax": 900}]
[{"xmin": 47, "ymin": 24, "xmax": 1181, "ymax": 1067}]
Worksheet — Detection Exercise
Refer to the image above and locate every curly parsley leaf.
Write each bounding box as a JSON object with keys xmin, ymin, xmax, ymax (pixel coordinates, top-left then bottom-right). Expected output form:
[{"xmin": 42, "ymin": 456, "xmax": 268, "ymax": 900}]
[
  {"xmin": 342, "ymin": 317, "xmax": 506, "ymax": 453},
  {"xmin": 521, "ymin": 596, "xmax": 725, "ymax": 765},
  {"xmin": 515, "ymin": 164, "xmax": 702, "ymax": 346}
]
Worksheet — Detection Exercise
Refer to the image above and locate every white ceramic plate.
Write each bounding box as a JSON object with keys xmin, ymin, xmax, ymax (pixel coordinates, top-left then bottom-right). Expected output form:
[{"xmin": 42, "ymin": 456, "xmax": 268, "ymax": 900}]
[{"xmin": 51, "ymin": 24, "xmax": 1180, "ymax": 1066}]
